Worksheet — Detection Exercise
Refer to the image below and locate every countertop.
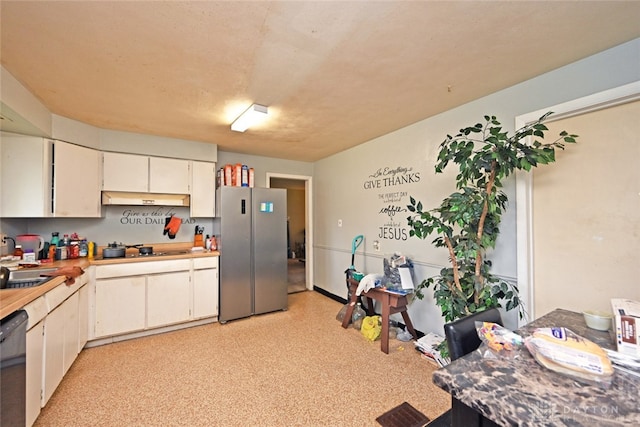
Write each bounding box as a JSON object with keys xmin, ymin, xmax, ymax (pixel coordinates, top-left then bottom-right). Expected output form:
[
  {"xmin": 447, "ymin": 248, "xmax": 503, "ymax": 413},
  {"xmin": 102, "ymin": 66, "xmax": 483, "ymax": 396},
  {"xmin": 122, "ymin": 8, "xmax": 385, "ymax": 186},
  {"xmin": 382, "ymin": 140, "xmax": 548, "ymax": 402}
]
[
  {"xmin": 431, "ymin": 309, "xmax": 640, "ymax": 426},
  {"xmin": 0, "ymin": 243, "xmax": 219, "ymax": 319}
]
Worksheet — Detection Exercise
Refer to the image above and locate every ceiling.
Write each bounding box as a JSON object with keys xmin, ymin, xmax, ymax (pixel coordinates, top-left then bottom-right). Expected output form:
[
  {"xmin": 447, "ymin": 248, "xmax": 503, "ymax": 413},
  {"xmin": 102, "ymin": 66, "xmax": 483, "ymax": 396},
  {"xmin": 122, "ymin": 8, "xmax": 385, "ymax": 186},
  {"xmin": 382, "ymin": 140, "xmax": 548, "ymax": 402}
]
[{"xmin": 1, "ymin": 1, "xmax": 639, "ymax": 162}]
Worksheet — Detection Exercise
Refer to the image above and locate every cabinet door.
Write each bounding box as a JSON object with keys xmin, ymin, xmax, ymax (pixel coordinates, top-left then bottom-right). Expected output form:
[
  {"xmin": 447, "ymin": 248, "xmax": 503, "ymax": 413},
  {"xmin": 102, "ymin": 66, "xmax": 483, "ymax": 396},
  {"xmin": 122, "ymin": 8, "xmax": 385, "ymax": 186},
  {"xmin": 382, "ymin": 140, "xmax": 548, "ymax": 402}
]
[
  {"xmin": 190, "ymin": 161, "xmax": 216, "ymax": 217},
  {"xmin": 43, "ymin": 303, "xmax": 65, "ymax": 404},
  {"xmin": 26, "ymin": 322, "xmax": 44, "ymax": 426},
  {"xmin": 193, "ymin": 268, "xmax": 219, "ymax": 318},
  {"xmin": 0, "ymin": 135, "xmax": 51, "ymax": 217},
  {"xmin": 102, "ymin": 152, "xmax": 148, "ymax": 192},
  {"xmin": 62, "ymin": 292, "xmax": 80, "ymax": 375},
  {"xmin": 78, "ymin": 283, "xmax": 89, "ymax": 352},
  {"xmin": 149, "ymin": 157, "xmax": 190, "ymax": 194},
  {"xmin": 53, "ymin": 141, "xmax": 102, "ymax": 217},
  {"xmin": 95, "ymin": 276, "xmax": 146, "ymax": 337},
  {"xmin": 147, "ymin": 271, "xmax": 190, "ymax": 328}
]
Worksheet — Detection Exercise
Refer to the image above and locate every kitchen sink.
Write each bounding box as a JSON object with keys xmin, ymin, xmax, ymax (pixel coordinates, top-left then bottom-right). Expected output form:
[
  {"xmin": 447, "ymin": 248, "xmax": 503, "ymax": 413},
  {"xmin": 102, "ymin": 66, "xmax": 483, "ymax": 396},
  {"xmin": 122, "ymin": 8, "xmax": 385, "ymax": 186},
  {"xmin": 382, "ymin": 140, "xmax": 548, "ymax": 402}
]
[{"xmin": 6, "ymin": 268, "xmax": 58, "ymax": 289}]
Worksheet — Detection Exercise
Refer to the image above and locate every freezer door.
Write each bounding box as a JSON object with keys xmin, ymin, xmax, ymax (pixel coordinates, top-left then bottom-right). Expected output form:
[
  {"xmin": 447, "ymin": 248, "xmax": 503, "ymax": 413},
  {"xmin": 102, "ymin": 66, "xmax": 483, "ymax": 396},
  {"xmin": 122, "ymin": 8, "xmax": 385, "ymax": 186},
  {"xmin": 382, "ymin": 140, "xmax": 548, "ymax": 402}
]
[
  {"xmin": 252, "ymin": 188, "xmax": 288, "ymax": 314},
  {"xmin": 218, "ymin": 187, "xmax": 253, "ymax": 322}
]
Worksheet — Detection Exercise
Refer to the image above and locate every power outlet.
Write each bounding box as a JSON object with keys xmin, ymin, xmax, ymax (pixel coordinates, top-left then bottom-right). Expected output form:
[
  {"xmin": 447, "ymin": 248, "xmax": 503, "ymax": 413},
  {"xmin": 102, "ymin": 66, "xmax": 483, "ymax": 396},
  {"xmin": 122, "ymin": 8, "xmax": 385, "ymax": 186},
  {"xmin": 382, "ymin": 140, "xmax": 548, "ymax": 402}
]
[{"xmin": 0, "ymin": 234, "xmax": 7, "ymax": 247}]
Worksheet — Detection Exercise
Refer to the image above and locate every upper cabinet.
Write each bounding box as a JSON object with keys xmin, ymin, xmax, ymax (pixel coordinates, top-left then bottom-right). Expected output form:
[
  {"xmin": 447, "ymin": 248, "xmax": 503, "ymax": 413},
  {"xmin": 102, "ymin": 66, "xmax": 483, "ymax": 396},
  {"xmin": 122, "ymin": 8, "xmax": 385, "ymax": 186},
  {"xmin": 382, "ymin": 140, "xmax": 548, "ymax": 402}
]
[
  {"xmin": 190, "ymin": 160, "xmax": 216, "ymax": 217},
  {"xmin": 102, "ymin": 152, "xmax": 190, "ymax": 194},
  {"xmin": 149, "ymin": 157, "xmax": 190, "ymax": 194},
  {"xmin": 0, "ymin": 134, "xmax": 51, "ymax": 217},
  {"xmin": 102, "ymin": 152, "xmax": 148, "ymax": 192},
  {"xmin": 53, "ymin": 141, "xmax": 102, "ymax": 217},
  {"xmin": 0, "ymin": 134, "xmax": 101, "ymax": 218}
]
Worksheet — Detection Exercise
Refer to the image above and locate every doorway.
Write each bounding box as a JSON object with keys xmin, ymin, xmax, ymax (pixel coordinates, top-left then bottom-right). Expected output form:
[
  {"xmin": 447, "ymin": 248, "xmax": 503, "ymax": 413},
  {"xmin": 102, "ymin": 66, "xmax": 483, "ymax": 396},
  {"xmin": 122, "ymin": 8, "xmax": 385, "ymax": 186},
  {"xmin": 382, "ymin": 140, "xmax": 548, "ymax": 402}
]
[{"xmin": 267, "ymin": 173, "xmax": 313, "ymax": 294}]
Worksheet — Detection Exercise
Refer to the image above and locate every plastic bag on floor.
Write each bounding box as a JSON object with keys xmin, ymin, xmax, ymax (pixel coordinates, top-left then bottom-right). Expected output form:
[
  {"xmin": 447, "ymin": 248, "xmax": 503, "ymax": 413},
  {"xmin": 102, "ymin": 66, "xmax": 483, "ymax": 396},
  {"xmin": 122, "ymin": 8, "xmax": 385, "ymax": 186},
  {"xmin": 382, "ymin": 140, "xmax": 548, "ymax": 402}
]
[{"xmin": 361, "ymin": 316, "xmax": 382, "ymax": 342}]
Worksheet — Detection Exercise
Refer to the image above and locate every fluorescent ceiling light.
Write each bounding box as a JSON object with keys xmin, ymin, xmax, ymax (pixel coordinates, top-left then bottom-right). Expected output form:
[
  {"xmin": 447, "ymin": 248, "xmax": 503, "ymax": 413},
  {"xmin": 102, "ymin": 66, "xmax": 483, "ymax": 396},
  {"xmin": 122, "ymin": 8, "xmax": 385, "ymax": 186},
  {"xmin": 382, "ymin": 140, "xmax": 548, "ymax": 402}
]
[{"xmin": 231, "ymin": 104, "xmax": 268, "ymax": 132}]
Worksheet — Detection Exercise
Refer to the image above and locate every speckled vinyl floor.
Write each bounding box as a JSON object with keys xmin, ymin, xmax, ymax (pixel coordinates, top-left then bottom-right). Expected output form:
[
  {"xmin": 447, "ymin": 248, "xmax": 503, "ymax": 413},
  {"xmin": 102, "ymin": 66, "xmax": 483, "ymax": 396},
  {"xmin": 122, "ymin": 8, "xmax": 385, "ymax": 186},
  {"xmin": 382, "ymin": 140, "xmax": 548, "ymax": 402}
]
[{"xmin": 34, "ymin": 291, "xmax": 450, "ymax": 427}]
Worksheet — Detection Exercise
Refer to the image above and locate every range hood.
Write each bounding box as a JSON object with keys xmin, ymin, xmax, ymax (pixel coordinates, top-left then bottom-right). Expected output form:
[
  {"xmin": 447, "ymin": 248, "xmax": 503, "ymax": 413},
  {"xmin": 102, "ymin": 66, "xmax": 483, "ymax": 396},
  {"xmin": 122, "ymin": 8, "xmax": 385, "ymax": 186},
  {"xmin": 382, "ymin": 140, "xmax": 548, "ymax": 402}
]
[{"xmin": 101, "ymin": 191, "xmax": 190, "ymax": 207}]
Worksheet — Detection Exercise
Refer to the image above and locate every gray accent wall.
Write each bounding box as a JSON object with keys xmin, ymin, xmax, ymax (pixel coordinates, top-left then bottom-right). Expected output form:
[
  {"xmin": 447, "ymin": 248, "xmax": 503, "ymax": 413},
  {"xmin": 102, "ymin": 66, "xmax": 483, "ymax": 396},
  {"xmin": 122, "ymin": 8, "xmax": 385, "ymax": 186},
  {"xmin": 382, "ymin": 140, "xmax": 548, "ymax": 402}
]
[{"xmin": 312, "ymin": 38, "xmax": 640, "ymax": 334}]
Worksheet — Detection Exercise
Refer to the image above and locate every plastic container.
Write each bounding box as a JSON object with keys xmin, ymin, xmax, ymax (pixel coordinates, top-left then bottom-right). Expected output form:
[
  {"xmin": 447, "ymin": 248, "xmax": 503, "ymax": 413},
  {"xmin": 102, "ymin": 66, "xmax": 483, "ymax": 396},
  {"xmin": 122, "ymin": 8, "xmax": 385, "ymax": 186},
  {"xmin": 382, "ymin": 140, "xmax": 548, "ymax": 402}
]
[
  {"xmin": 352, "ymin": 303, "xmax": 366, "ymax": 330},
  {"xmin": 241, "ymin": 165, "xmax": 249, "ymax": 187},
  {"xmin": 13, "ymin": 245, "xmax": 24, "ymax": 258},
  {"xmin": 15, "ymin": 234, "xmax": 45, "ymax": 259}
]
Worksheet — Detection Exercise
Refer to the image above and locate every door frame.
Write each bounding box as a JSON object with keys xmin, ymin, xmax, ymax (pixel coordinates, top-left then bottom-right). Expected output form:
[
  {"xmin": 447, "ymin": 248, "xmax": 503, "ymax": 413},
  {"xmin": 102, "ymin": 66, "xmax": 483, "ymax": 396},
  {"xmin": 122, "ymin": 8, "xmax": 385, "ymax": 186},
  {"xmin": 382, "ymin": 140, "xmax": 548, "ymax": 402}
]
[
  {"xmin": 266, "ymin": 172, "xmax": 313, "ymax": 291},
  {"xmin": 515, "ymin": 81, "xmax": 640, "ymax": 325}
]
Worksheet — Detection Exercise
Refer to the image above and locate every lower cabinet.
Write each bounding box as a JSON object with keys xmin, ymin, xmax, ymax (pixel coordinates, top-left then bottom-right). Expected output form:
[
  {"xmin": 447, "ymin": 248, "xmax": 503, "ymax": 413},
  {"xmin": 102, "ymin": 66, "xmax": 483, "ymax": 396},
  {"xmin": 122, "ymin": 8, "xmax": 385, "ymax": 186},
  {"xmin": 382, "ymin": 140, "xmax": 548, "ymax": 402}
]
[
  {"xmin": 26, "ymin": 321, "xmax": 44, "ymax": 427},
  {"xmin": 147, "ymin": 271, "xmax": 191, "ymax": 328},
  {"xmin": 95, "ymin": 276, "xmax": 146, "ymax": 337},
  {"xmin": 193, "ymin": 257, "xmax": 219, "ymax": 319},
  {"xmin": 93, "ymin": 257, "xmax": 218, "ymax": 340},
  {"xmin": 24, "ymin": 273, "xmax": 88, "ymax": 426},
  {"xmin": 43, "ymin": 291, "xmax": 79, "ymax": 404}
]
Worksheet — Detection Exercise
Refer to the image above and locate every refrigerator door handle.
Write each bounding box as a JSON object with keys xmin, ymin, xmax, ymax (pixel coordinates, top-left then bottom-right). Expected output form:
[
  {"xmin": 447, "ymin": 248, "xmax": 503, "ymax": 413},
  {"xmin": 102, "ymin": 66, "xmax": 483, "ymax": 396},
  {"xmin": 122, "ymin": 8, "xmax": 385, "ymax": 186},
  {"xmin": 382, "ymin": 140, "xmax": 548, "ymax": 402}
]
[{"xmin": 241, "ymin": 199, "xmax": 246, "ymax": 214}]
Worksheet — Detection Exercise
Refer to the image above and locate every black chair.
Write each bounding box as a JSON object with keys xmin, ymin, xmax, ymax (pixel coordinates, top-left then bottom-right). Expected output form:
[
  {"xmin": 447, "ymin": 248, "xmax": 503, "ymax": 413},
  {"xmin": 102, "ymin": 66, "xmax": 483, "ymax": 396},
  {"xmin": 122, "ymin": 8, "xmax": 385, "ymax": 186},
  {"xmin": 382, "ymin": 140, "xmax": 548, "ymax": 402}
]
[
  {"xmin": 444, "ymin": 308, "xmax": 503, "ymax": 361},
  {"xmin": 428, "ymin": 308, "xmax": 503, "ymax": 427}
]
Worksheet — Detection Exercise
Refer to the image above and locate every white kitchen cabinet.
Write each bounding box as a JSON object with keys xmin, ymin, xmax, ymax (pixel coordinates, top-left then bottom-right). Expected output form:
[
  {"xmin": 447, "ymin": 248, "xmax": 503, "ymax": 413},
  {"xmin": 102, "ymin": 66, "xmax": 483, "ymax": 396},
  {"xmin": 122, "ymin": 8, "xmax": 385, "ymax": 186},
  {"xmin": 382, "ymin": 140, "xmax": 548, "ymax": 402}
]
[
  {"xmin": 0, "ymin": 134, "xmax": 102, "ymax": 217},
  {"xmin": 43, "ymin": 290, "xmax": 82, "ymax": 405},
  {"xmin": 42, "ymin": 297, "xmax": 65, "ymax": 404},
  {"xmin": 78, "ymin": 283, "xmax": 89, "ymax": 352},
  {"xmin": 53, "ymin": 141, "xmax": 102, "ymax": 217},
  {"xmin": 94, "ymin": 276, "xmax": 146, "ymax": 338},
  {"xmin": 102, "ymin": 152, "xmax": 190, "ymax": 194},
  {"xmin": 190, "ymin": 160, "xmax": 216, "ymax": 217},
  {"xmin": 26, "ymin": 321, "xmax": 44, "ymax": 427},
  {"xmin": 147, "ymin": 271, "xmax": 191, "ymax": 328},
  {"xmin": 0, "ymin": 134, "xmax": 52, "ymax": 217},
  {"xmin": 193, "ymin": 257, "xmax": 219, "ymax": 318},
  {"xmin": 149, "ymin": 157, "xmax": 190, "ymax": 194},
  {"xmin": 62, "ymin": 292, "xmax": 80, "ymax": 375},
  {"xmin": 102, "ymin": 151, "xmax": 148, "ymax": 192},
  {"xmin": 91, "ymin": 257, "xmax": 218, "ymax": 342}
]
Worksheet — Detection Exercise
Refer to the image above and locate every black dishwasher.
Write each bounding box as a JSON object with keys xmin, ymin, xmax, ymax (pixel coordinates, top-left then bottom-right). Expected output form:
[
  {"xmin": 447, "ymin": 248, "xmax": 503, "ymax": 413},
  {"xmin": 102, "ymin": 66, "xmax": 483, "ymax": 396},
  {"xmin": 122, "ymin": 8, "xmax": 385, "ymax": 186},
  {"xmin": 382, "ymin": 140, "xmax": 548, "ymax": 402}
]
[{"xmin": 1, "ymin": 309, "xmax": 28, "ymax": 426}]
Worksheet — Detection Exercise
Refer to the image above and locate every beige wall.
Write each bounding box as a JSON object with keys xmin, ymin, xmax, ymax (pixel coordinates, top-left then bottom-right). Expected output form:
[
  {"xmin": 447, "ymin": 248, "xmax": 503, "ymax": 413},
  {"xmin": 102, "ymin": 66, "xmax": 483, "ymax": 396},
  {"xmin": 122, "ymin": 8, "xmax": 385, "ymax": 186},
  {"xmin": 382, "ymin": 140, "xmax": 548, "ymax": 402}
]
[
  {"xmin": 287, "ymin": 188, "xmax": 305, "ymax": 257},
  {"xmin": 532, "ymin": 100, "xmax": 640, "ymax": 316}
]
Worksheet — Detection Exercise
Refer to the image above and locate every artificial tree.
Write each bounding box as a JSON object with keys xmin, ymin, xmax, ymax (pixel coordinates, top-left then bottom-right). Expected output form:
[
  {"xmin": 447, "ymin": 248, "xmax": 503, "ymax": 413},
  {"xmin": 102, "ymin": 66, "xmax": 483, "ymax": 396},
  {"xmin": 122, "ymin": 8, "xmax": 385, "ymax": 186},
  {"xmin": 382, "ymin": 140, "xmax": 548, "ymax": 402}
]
[{"xmin": 407, "ymin": 112, "xmax": 577, "ymax": 325}]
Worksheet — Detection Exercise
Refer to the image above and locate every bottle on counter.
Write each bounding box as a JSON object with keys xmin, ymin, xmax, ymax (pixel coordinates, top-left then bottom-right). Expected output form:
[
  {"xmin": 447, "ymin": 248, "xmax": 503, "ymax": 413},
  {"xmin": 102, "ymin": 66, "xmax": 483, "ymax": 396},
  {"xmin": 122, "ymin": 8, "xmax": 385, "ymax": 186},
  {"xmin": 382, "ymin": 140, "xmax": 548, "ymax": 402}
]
[
  {"xmin": 50, "ymin": 232, "xmax": 60, "ymax": 247},
  {"xmin": 79, "ymin": 239, "xmax": 88, "ymax": 257},
  {"xmin": 61, "ymin": 234, "xmax": 70, "ymax": 247},
  {"xmin": 48, "ymin": 244, "xmax": 56, "ymax": 262},
  {"xmin": 69, "ymin": 242, "xmax": 79, "ymax": 259},
  {"xmin": 205, "ymin": 234, "xmax": 212, "ymax": 250},
  {"xmin": 13, "ymin": 244, "xmax": 24, "ymax": 259}
]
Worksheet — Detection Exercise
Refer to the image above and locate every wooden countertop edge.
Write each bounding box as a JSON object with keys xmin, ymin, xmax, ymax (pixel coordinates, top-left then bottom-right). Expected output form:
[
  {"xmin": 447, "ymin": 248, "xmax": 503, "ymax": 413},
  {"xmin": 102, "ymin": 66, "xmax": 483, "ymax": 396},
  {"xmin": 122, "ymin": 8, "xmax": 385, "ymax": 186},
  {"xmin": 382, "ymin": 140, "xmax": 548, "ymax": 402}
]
[{"xmin": 0, "ymin": 251, "xmax": 219, "ymax": 319}]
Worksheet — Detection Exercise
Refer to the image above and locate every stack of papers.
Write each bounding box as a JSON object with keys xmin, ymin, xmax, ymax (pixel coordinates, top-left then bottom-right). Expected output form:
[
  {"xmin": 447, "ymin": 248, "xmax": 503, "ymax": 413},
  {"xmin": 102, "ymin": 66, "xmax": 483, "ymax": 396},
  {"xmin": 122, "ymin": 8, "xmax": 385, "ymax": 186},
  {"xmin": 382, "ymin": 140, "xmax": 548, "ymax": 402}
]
[{"xmin": 414, "ymin": 332, "xmax": 450, "ymax": 367}]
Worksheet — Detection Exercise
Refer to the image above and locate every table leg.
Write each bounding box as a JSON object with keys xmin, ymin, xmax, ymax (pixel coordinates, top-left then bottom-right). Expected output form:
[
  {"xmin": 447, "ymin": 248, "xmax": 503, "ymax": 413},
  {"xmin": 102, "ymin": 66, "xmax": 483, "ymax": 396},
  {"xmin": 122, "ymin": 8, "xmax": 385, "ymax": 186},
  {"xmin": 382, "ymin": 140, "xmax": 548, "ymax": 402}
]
[
  {"xmin": 341, "ymin": 293, "xmax": 359, "ymax": 329},
  {"xmin": 381, "ymin": 294, "xmax": 390, "ymax": 354},
  {"xmin": 400, "ymin": 310, "xmax": 418, "ymax": 339}
]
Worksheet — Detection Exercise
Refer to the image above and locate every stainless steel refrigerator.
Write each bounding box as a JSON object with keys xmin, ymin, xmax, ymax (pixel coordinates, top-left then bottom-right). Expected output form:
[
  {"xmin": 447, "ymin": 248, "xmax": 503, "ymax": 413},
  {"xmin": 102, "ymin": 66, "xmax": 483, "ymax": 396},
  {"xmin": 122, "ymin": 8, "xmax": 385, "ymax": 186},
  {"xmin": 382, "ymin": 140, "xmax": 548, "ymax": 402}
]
[{"xmin": 217, "ymin": 186, "xmax": 288, "ymax": 323}]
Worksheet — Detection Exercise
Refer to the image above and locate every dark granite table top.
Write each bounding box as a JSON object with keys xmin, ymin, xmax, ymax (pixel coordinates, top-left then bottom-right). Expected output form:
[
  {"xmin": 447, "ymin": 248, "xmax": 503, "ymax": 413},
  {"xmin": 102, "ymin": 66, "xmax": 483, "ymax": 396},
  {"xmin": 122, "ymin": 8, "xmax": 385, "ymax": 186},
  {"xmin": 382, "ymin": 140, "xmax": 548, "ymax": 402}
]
[{"xmin": 432, "ymin": 308, "xmax": 640, "ymax": 426}]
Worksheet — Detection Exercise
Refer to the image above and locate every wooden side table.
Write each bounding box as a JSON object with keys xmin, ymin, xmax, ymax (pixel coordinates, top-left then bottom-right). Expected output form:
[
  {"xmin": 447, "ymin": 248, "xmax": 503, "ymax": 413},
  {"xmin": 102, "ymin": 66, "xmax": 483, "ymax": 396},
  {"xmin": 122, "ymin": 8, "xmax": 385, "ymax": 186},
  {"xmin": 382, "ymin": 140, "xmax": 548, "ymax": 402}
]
[{"xmin": 341, "ymin": 278, "xmax": 418, "ymax": 353}]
